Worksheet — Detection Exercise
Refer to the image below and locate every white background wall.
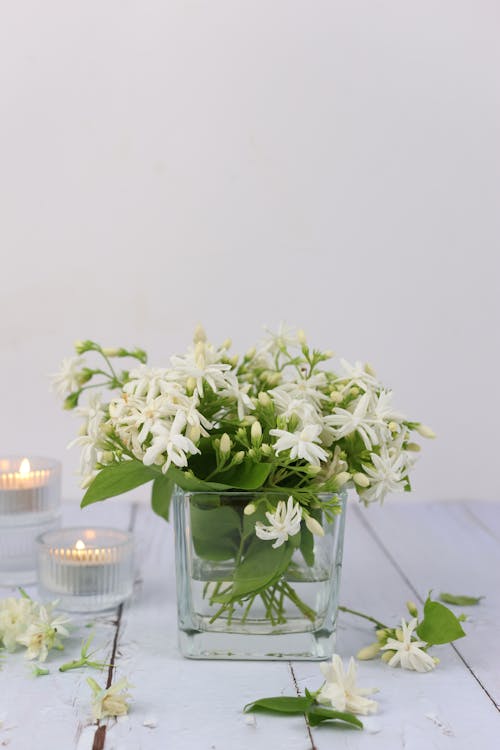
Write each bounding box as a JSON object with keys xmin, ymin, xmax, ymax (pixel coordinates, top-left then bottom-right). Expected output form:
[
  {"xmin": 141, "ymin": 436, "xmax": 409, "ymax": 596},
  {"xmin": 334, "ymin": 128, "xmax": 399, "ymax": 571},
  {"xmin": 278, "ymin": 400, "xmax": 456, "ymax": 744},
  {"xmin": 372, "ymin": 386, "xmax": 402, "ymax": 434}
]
[{"xmin": 1, "ymin": 1, "xmax": 498, "ymax": 502}]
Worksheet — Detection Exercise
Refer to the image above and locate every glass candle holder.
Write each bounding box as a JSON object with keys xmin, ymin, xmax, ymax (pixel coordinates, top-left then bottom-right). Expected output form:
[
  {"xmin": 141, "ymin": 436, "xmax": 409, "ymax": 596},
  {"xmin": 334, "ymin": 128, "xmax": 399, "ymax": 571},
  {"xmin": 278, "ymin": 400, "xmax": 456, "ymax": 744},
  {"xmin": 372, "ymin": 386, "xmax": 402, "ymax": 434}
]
[
  {"xmin": 37, "ymin": 527, "xmax": 134, "ymax": 612},
  {"xmin": 0, "ymin": 456, "xmax": 61, "ymax": 585}
]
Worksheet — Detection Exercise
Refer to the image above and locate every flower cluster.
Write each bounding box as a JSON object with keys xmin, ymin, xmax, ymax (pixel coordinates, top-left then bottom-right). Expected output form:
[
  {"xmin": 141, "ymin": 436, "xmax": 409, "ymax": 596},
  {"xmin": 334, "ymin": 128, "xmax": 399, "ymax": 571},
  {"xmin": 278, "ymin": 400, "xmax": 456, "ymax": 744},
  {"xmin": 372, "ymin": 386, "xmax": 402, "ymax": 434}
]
[
  {"xmin": 54, "ymin": 325, "xmax": 433, "ymax": 510},
  {"xmin": 0, "ymin": 594, "xmax": 70, "ymax": 662},
  {"xmin": 349, "ymin": 596, "xmax": 466, "ymax": 672}
]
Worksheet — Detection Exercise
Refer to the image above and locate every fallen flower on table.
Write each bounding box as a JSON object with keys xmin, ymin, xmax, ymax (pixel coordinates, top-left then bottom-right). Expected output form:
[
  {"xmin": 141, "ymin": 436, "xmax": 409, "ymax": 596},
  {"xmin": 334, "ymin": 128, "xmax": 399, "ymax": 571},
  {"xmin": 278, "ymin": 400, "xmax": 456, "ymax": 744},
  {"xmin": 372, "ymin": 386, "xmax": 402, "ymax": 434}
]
[
  {"xmin": 0, "ymin": 593, "xmax": 71, "ymax": 662},
  {"xmin": 17, "ymin": 604, "xmax": 70, "ymax": 662},
  {"xmin": 317, "ymin": 655, "xmax": 378, "ymax": 714},
  {"xmin": 244, "ymin": 655, "xmax": 376, "ymax": 730},
  {"xmin": 87, "ymin": 677, "xmax": 133, "ymax": 721},
  {"xmin": 342, "ymin": 594, "xmax": 466, "ymax": 672}
]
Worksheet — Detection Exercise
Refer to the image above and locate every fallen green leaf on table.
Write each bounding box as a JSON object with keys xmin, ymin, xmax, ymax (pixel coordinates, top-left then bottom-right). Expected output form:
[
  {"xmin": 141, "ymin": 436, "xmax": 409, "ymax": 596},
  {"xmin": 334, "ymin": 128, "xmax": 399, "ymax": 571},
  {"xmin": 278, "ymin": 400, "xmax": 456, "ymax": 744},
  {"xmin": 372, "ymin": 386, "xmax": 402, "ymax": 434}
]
[{"xmin": 439, "ymin": 593, "xmax": 484, "ymax": 606}]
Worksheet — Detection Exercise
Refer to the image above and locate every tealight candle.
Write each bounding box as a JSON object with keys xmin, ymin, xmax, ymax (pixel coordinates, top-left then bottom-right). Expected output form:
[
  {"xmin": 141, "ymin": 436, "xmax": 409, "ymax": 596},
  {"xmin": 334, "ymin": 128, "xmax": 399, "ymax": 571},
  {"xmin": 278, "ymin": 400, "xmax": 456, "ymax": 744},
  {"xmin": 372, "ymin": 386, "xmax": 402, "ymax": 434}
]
[
  {"xmin": 0, "ymin": 456, "xmax": 61, "ymax": 585},
  {"xmin": 37, "ymin": 527, "xmax": 134, "ymax": 612}
]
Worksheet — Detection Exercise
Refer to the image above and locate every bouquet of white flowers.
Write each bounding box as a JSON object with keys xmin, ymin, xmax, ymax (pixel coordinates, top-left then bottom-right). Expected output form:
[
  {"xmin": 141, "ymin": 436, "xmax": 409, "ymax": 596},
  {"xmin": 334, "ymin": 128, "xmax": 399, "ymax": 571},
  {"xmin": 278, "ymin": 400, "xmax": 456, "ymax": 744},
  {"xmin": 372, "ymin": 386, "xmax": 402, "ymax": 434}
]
[{"xmin": 55, "ymin": 325, "xmax": 433, "ymax": 644}]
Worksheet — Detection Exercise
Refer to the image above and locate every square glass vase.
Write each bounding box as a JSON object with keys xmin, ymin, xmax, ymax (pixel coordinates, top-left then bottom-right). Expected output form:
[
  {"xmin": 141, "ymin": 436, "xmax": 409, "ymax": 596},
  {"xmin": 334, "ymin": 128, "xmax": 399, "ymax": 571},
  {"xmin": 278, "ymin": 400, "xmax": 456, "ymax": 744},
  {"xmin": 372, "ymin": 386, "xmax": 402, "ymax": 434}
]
[{"xmin": 173, "ymin": 488, "xmax": 347, "ymax": 660}]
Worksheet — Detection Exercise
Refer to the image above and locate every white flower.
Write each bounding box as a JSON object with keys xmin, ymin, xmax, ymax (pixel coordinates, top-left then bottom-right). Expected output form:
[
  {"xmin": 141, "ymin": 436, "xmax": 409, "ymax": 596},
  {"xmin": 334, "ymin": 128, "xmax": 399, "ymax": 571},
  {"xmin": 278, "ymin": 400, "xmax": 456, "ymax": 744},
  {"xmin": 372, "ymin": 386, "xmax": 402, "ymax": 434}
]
[
  {"xmin": 52, "ymin": 356, "xmax": 84, "ymax": 397},
  {"xmin": 68, "ymin": 393, "xmax": 107, "ymax": 487},
  {"xmin": 317, "ymin": 655, "xmax": 379, "ymax": 715},
  {"xmin": 279, "ymin": 373, "xmax": 329, "ymax": 408},
  {"xmin": 270, "ymin": 424, "xmax": 328, "ymax": 466},
  {"xmin": 87, "ymin": 677, "xmax": 133, "ymax": 720},
  {"xmin": 255, "ymin": 496, "xmax": 302, "ymax": 548},
  {"xmin": 169, "ymin": 340, "xmax": 232, "ymax": 396},
  {"xmin": 270, "ymin": 387, "xmax": 322, "ymax": 425},
  {"xmin": 142, "ymin": 411, "xmax": 200, "ymax": 471},
  {"xmin": 381, "ymin": 618, "xmax": 436, "ymax": 672},
  {"xmin": 360, "ymin": 447, "xmax": 408, "ymax": 503},
  {"xmin": 17, "ymin": 604, "xmax": 70, "ymax": 662},
  {"xmin": 261, "ymin": 323, "xmax": 299, "ymax": 354},
  {"xmin": 324, "ymin": 392, "xmax": 379, "ymax": 450},
  {"xmin": 123, "ymin": 366, "xmax": 172, "ymax": 400},
  {"xmin": 218, "ymin": 374, "xmax": 255, "ymax": 420},
  {"xmin": 336, "ymin": 359, "xmax": 379, "ymax": 393},
  {"xmin": 0, "ymin": 597, "xmax": 36, "ymax": 651}
]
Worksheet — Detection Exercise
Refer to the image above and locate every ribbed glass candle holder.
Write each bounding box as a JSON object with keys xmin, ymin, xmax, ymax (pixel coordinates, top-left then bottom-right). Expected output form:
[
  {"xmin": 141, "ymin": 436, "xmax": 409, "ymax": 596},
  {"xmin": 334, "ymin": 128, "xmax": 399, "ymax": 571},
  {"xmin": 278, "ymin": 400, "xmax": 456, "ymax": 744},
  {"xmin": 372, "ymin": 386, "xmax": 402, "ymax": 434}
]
[
  {"xmin": 0, "ymin": 456, "xmax": 61, "ymax": 585},
  {"xmin": 37, "ymin": 527, "xmax": 134, "ymax": 612}
]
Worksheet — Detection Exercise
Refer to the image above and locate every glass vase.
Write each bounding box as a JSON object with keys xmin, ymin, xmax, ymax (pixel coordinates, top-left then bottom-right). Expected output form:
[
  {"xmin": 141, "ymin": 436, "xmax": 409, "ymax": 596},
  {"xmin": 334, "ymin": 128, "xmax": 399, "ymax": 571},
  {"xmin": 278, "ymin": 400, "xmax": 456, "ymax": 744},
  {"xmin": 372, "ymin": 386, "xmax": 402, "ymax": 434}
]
[{"xmin": 173, "ymin": 488, "xmax": 347, "ymax": 660}]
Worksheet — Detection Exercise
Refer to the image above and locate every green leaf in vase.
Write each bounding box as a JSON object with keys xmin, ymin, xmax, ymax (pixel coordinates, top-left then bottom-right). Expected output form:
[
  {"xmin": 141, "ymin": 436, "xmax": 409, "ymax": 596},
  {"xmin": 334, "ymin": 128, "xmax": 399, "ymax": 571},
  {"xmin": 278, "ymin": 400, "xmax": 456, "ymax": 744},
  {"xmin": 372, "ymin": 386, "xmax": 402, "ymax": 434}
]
[
  {"xmin": 190, "ymin": 503, "xmax": 242, "ymax": 561},
  {"xmin": 211, "ymin": 460, "xmax": 273, "ymax": 490},
  {"xmin": 216, "ymin": 538, "xmax": 295, "ymax": 601}
]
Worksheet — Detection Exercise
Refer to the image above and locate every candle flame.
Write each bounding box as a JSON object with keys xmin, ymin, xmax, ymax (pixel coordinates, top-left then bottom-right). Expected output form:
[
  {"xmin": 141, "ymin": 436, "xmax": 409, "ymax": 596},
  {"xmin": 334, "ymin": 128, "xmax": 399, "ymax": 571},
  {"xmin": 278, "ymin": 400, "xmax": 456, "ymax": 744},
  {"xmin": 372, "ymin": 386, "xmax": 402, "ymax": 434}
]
[
  {"xmin": 19, "ymin": 458, "xmax": 31, "ymax": 476},
  {"xmin": 75, "ymin": 539, "xmax": 86, "ymax": 551}
]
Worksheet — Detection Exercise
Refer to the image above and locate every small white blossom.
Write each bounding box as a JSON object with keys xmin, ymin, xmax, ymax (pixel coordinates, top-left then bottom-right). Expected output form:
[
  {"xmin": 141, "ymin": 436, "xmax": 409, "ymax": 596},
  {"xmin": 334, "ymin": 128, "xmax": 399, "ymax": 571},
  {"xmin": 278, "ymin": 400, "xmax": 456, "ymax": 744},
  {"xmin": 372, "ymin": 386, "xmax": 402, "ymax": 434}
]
[
  {"xmin": 0, "ymin": 597, "xmax": 36, "ymax": 651},
  {"xmin": 52, "ymin": 357, "xmax": 84, "ymax": 397},
  {"xmin": 87, "ymin": 677, "xmax": 133, "ymax": 721},
  {"xmin": 317, "ymin": 655, "xmax": 379, "ymax": 715},
  {"xmin": 360, "ymin": 447, "xmax": 408, "ymax": 503},
  {"xmin": 270, "ymin": 424, "xmax": 328, "ymax": 466},
  {"xmin": 17, "ymin": 605, "xmax": 70, "ymax": 662},
  {"xmin": 255, "ymin": 496, "xmax": 302, "ymax": 548},
  {"xmin": 336, "ymin": 359, "xmax": 379, "ymax": 393},
  {"xmin": 381, "ymin": 618, "xmax": 436, "ymax": 672},
  {"xmin": 142, "ymin": 411, "xmax": 200, "ymax": 471},
  {"xmin": 324, "ymin": 392, "xmax": 379, "ymax": 450}
]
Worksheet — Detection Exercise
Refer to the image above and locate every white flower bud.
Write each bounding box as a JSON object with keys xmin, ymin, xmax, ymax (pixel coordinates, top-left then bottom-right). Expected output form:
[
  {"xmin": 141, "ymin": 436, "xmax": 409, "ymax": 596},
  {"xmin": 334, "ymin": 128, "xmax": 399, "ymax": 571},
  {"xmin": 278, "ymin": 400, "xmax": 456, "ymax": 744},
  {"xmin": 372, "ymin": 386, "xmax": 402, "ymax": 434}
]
[
  {"xmin": 364, "ymin": 363, "xmax": 376, "ymax": 377},
  {"xmin": 220, "ymin": 433, "xmax": 231, "ymax": 456},
  {"xmin": 234, "ymin": 451, "xmax": 245, "ymax": 464},
  {"xmin": 324, "ymin": 350, "xmax": 334, "ymax": 358},
  {"xmin": 193, "ymin": 324, "xmax": 207, "ymax": 343},
  {"xmin": 258, "ymin": 392, "xmax": 272, "ymax": 407},
  {"xmin": 356, "ymin": 642, "xmax": 381, "ymax": 660},
  {"xmin": 297, "ymin": 329, "xmax": 307, "ymax": 345},
  {"xmin": 381, "ymin": 650, "xmax": 395, "ymax": 663},
  {"xmin": 187, "ymin": 424, "xmax": 201, "ymax": 443},
  {"xmin": 251, "ymin": 421, "xmax": 262, "ymax": 445},
  {"xmin": 305, "ymin": 515, "xmax": 325, "ymax": 537},
  {"xmin": 416, "ymin": 424, "xmax": 436, "ymax": 439},
  {"xmin": 186, "ymin": 376, "xmax": 197, "ymax": 393},
  {"xmin": 222, "ymin": 338, "xmax": 232, "ymax": 350},
  {"xmin": 102, "ymin": 348, "xmax": 120, "ymax": 357},
  {"xmin": 406, "ymin": 442, "xmax": 421, "ymax": 452},
  {"xmin": 229, "ymin": 355, "xmax": 239, "ymax": 368},
  {"xmin": 330, "ymin": 391, "xmax": 343, "ymax": 404},
  {"xmin": 353, "ymin": 473, "xmax": 370, "ymax": 488},
  {"xmin": 101, "ymin": 452, "xmax": 114, "ymax": 464},
  {"xmin": 244, "ymin": 503, "xmax": 256, "ymax": 516},
  {"xmin": 388, "ymin": 421, "xmax": 399, "ymax": 432},
  {"xmin": 406, "ymin": 601, "xmax": 418, "ymax": 617},
  {"xmin": 349, "ymin": 387, "xmax": 360, "ymax": 397},
  {"xmin": 245, "ymin": 347, "xmax": 256, "ymax": 359},
  {"xmin": 335, "ymin": 471, "xmax": 351, "ymax": 488},
  {"xmin": 261, "ymin": 443, "xmax": 272, "ymax": 456}
]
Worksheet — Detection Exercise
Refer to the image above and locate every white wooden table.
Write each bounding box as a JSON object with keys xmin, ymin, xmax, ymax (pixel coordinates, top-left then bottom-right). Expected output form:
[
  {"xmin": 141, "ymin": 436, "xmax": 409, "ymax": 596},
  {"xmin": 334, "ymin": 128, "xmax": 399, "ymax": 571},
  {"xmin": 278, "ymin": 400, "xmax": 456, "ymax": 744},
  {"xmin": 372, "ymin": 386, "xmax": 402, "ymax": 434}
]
[{"xmin": 1, "ymin": 499, "xmax": 499, "ymax": 749}]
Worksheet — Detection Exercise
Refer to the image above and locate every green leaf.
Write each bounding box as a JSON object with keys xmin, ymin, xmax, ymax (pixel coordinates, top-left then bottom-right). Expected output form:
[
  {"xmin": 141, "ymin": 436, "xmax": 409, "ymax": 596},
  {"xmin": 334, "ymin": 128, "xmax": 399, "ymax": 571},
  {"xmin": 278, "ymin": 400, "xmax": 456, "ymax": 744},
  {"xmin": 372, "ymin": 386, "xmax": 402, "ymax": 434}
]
[
  {"xmin": 439, "ymin": 592, "xmax": 484, "ymax": 606},
  {"xmin": 300, "ymin": 527, "xmax": 315, "ymax": 567},
  {"xmin": 244, "ymin": 696, "xmax": 313, "ymax": 714},
  {"xmin": 151, "ymin": 474, "xmax": 175, "ymax": 522},
  {"xmin": 216, "ymin": 539, "xmax": 294, "ymax": 601},
  {"xmin": 416, "ymin": 598, "xmax": 466, "ymax": 645},
  {"xmin": 190, "ymin": 504, "xmax": 241, "ymax": 561},
  {"xmin": 307, "ymin": 706, "xmax": 363, "ymax": 729},
  {"xmin": 211, "ymin": 461, "xmax": 273, "ymax": 490},
  {"xmin": 81, "ymin": 461, "xmax": 157, "ymax": 507},
  {"xmin": 167, "ymin": 466, "xmax": 231, "ymax": 493}
]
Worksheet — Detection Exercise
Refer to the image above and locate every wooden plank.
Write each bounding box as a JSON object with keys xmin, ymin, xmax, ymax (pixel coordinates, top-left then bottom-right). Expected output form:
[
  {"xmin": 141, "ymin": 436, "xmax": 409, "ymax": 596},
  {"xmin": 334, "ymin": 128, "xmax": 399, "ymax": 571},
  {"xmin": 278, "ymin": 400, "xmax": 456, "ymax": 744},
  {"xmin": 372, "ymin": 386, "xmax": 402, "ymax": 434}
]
[
  {"xmin": 462, "ymin": 501, "xmax": 500, "ymax": 544},
  {"xmin": 292, "ymin": 500, "xmax": 500, "ymax": 749},
  {"xmin": 0, "ymin": 499, "xmax": 133, "ymax": 750},
  {"xmin": 361, "ymin": 501, "xmax": 500, "ymax": 712}
]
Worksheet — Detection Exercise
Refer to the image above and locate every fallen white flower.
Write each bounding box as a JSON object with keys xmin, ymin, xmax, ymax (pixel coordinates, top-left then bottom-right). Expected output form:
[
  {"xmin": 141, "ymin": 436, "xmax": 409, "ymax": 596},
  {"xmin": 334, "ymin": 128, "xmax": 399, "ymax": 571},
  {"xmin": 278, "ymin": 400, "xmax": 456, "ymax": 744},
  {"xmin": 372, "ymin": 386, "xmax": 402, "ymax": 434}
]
[
  {"xmin": 381, "ymin": 618, "xmax": 437, "ymax": 672},
  {"xmin": 87, "ymin": 677, "xmax": 133, "ymax": 721},
  {"xmin": 317, "ymin": 654, "xmax": 379, "ymax": 715}
]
